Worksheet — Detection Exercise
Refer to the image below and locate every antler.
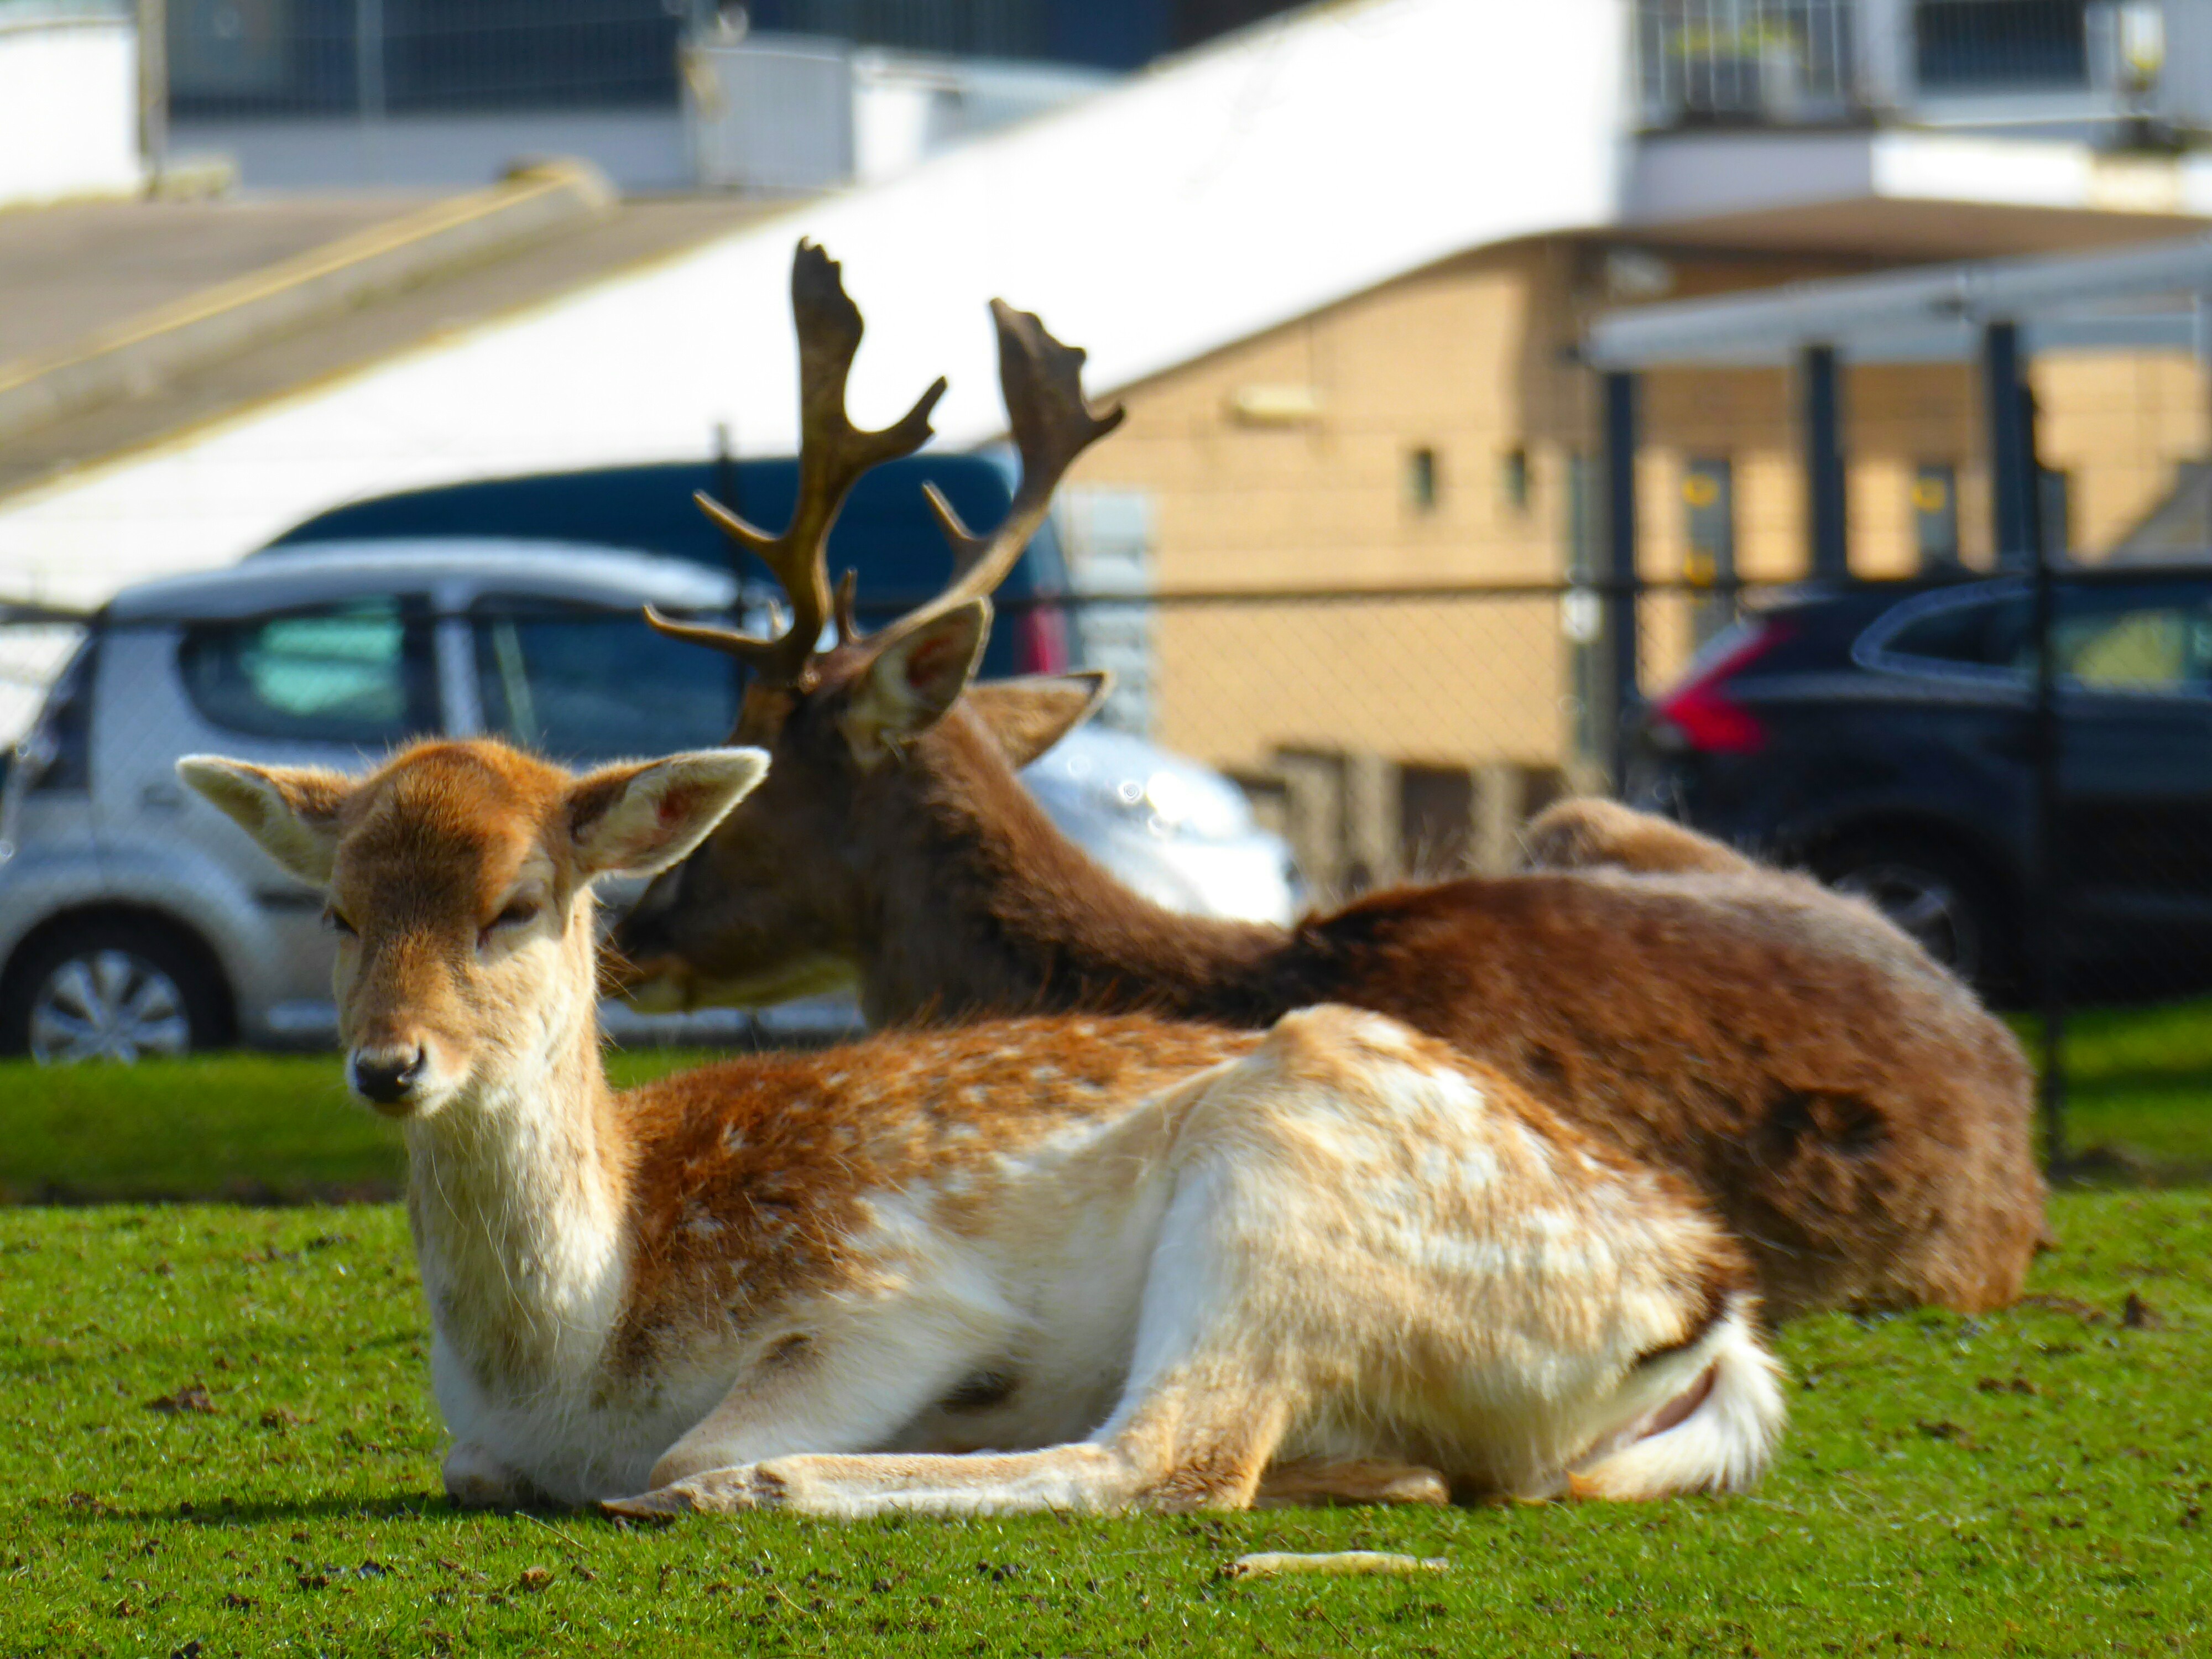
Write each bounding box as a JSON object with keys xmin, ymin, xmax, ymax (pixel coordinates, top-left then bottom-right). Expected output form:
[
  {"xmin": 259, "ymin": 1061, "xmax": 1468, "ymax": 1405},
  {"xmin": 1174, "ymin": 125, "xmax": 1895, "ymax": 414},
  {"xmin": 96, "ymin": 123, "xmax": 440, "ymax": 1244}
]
[
  {"xmin": 646, "ymin": 239, "xmax": 946, "ymax": 687},
  {"xmin": 880, "ymin": 300, "xmax": 1125, "ymax": 646}
]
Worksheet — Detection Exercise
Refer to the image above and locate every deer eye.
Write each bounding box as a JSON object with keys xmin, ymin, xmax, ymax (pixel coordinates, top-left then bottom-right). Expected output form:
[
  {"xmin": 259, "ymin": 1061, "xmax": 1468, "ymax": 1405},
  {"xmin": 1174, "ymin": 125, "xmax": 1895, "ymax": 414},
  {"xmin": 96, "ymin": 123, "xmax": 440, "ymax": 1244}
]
[
  {"xmin": 484, "ymin": 898, "xmax": 541, "ymax": 940},
  {"xmin": 323, "ymin": 906, "xmax": 357, "ymax": 938}
]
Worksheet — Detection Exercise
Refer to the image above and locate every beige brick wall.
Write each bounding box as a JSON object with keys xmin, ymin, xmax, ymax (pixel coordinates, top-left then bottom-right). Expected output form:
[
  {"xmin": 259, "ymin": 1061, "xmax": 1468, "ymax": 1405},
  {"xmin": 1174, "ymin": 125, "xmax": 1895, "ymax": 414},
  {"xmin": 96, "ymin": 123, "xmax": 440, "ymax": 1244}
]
[{"xmin": 1066, "ymin": 236, "xmax": 2211, "ymax": 776}]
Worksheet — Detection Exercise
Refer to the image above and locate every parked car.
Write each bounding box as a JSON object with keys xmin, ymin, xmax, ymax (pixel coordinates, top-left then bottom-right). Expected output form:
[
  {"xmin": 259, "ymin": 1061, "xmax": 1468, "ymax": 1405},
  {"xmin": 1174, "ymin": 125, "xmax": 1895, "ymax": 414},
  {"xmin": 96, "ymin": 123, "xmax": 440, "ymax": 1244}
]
[
  {"xmin": 1627, "ymin": 569, "xmax": 2212, "ymax": 1001},
  {"xmin": 0, "ymin": 542, "xmax": 1294, "ymax": 1062}
]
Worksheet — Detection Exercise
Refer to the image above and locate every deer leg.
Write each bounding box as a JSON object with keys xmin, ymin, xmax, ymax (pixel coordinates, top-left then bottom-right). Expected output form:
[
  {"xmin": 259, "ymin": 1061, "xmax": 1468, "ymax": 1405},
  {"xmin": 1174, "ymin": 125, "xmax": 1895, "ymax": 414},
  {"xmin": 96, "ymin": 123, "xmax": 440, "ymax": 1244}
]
[
  {"xmin": 1252, "ymin": 1458, "xmax": 1451, "ymax": 1508},
  {"xmin": 1520, "ymin": 798, "xmax": 1754, "ymax": 876},
  {"xmin": 442, "ymin": 1441, "xmax": 541, "ymax": 1509},
  {"xmin": 644, "ymin": 1300, "xmax": 1004, "ymax": 1491},
  {"xmin": 608, "ymin": 1156, "xmax": 1305, "ymax": 1519}
]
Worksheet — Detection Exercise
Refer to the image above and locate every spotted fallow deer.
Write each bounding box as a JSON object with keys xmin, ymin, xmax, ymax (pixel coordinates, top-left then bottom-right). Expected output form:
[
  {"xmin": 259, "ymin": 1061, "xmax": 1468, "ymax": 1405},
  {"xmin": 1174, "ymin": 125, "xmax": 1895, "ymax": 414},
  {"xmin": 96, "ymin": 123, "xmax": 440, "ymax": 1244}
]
[
  {"xmin": 613, "ymin": 241, "xmax": 2045, "ymax": 1325},
  {"xmin": 178, "ymin": 738, "xmax": 1783, "ymax": 1516}
]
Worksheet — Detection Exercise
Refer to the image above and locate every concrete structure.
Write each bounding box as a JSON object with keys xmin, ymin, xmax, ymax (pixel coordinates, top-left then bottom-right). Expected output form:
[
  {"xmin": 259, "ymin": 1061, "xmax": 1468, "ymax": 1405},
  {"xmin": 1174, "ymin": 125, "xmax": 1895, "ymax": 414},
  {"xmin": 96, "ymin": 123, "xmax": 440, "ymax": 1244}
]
[{"xmin": 0, "ymin": 4, "xmax": 142, "ymax": 209}]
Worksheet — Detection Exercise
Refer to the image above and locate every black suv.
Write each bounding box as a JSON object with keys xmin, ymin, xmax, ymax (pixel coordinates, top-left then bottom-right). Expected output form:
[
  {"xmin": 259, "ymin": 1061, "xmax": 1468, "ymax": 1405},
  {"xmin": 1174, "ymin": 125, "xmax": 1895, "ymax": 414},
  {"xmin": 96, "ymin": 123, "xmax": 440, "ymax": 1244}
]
[{"xmin": 1629, "ymin": 569, "xmax": 2212, "ymax": 1001}]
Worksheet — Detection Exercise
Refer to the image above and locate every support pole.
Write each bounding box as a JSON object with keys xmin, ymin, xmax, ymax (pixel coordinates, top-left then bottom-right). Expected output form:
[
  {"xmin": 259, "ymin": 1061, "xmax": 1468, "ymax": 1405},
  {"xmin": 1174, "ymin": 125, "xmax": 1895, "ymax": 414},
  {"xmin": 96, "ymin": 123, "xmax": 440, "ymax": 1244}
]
[
  {"xmin": 1803, "ymin": 344, "xmax": 1849, "ymax": 580},
  {"xmin": 138, "ymin": 0, "xmax": 167, "ymax": 186},
  {"xmin": 1985, "ymin": 321, "xmax": 2034, "ymax": 568},
  {"xmin": 1989, "ymin": 319, "xmax": 2068, "ymax": 1173},
  {"xmin": 1601, "ymin": 370, "xmax": 1641, "ymax": 791}
]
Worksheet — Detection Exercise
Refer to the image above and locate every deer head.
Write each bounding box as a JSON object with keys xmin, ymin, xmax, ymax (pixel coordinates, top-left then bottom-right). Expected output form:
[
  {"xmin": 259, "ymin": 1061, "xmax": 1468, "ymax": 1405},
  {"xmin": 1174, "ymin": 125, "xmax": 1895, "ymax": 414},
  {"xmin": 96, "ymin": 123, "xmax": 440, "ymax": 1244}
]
[
  {"xmin": 613, "ymin": 241, "xmax": 1124, "ymax": 1011},
  {"xmin": 181, "ymin": 742, "xmax": 767, "ymax": 1115}
]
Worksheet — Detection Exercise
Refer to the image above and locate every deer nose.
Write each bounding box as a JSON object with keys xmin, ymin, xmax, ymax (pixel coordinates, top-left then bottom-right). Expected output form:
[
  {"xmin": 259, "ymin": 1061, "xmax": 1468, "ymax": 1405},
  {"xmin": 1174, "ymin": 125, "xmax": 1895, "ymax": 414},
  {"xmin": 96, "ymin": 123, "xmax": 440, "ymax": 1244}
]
[{"xmin": 349, "ymin": 1045, "xmax": 426, "ymax": 1106}]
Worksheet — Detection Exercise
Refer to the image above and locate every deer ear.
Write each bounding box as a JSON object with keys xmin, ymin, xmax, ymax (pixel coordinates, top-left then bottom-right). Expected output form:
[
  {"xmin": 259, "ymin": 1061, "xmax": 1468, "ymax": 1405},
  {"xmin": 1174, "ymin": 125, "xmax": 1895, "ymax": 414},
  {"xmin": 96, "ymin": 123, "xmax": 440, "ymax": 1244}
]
[
  {"xmin": 964, "ymin": 670, "xmax": 1112, "ymax": 768},
  {"xmin": 177, "ymin": 757, "xmax": 349, "ymax": 884},
  {"xmin": 841, "ymin": 599, "xmax": 990, "ymax": 768},
  {"xmin": 565, "ymin": 748, "xmax": 770, "ymax": 880}
]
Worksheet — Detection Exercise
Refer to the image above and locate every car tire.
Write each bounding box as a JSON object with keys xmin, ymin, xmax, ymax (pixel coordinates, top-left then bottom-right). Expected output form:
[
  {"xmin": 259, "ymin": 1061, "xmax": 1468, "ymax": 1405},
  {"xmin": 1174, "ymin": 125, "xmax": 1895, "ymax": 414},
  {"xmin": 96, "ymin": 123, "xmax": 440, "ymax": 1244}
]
[
  {"xmin": 0, "ymin": 917, "xmax": 231, "ymax": 1063},
  {"xmin": 1813, "ymin": 836, "xmax": 2015, "ymax": 998}
]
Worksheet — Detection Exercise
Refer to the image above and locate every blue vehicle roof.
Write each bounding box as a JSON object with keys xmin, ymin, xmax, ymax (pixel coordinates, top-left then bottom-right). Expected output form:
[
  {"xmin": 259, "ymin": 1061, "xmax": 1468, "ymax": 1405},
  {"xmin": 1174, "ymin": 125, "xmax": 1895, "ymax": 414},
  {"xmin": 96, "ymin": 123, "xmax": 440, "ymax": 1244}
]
[{"xmin": 263, "ymin": 455, "xmax": 1067, "ymax": 680}]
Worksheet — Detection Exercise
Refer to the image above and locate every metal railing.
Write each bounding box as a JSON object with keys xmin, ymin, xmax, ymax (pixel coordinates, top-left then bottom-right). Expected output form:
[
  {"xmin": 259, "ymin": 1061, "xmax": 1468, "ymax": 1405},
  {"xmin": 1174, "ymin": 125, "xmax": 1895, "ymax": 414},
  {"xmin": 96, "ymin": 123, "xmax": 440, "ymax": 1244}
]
[{"xmin": 1634, "ymin": 0, "xmax": 1865, "ymax": 128}]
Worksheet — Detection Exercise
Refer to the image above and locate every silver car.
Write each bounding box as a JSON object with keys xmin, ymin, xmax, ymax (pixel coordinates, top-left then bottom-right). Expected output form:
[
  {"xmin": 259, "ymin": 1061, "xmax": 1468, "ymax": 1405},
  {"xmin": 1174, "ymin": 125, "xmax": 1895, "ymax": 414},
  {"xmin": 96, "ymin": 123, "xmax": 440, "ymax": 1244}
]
[{"xmin": 0, "ymin": 541, "xmax": 1296, "ymax": 1061}]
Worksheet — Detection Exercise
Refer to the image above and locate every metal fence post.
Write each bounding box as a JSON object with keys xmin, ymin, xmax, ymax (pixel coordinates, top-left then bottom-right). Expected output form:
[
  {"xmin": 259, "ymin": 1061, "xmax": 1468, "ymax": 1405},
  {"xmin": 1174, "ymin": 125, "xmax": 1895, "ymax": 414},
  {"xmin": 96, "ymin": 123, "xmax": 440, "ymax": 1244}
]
[
  {"xmin": 1601, "ymin": 370, "xmax": 1641, "ymax": 793},
  {"xmin": 137, "ymin": 0, "xmax": 168, "ymax": 184},
  {"xmin": 1987, "ymin": 317, "xmax": 2067, "ymax": 1172},
  {"xmin": 356, "ymin": 0, "xmax": 387, "ymax": 184},
  {"xmin": 1985, "ymin": 321, "xmax": 2034, "ymax": 570},
  {"xmin": 1803, "ymin": 343, "xmax": 1849, "ymax": 580}
]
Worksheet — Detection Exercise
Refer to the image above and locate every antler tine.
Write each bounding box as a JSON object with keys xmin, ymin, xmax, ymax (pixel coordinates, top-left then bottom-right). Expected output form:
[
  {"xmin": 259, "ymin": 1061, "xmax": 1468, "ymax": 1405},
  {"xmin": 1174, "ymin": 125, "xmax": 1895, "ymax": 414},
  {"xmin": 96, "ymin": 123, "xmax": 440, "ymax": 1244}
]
[
  {"xmin": 685, "ymin": 239, "xmax": 948, "ymax": 685},
  {"xmin": 895, "ymin": 300, "xmax": 1124, "ymax": 639},
  {"xmin": 831, "ymin": 568, "xmax": 862, "ymax": 644}
]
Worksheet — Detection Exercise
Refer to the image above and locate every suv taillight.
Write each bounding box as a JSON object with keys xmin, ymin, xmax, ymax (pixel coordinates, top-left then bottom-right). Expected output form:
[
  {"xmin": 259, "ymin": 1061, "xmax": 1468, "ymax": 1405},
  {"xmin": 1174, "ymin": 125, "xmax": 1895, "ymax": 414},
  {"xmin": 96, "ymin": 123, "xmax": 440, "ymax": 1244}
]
[
  {"xmin": 1652, "ymin": 621, "xmax": 1787, "ymax": 756},
  {"xmin": 1014, "ymin": 604, "xmax": 1071, "ymax": 675}
]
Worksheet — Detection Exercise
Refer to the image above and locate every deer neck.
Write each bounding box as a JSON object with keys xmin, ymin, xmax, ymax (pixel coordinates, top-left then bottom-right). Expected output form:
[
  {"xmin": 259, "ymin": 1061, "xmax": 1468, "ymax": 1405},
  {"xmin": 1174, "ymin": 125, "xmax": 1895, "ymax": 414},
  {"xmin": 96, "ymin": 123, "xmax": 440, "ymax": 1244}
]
[
  {"xmin": 854, "ymin": 708, "xmax": 1287, "ymax": 1026},
  {"xmin": 400, "ymin": 910, "xmax": 629, "ymax": 1394}
]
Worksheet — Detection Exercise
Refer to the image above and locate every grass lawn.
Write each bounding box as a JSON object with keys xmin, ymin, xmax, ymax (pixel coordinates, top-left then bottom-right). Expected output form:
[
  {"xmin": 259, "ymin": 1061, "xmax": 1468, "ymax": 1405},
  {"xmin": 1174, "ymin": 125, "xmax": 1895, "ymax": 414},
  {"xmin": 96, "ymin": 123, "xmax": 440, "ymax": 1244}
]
[
  {"xmin": 3, "ymin": 1009, "xmax": 2210, "ymax": 1653},
  {"xmin": 0, "ymin": 1048, "xmax": 719, "ymax": 1205},
  {"xmin": 0, "ymin": 1192, "xmax": 2204, "ymax": 1656},
  {"xmin": 2044, "ymin": 1001, "xmax": 2212, "ymax": 1176},
  {"xmin": 4, "ymin": 995, "xmax": 2211, "ymax": 1202}
]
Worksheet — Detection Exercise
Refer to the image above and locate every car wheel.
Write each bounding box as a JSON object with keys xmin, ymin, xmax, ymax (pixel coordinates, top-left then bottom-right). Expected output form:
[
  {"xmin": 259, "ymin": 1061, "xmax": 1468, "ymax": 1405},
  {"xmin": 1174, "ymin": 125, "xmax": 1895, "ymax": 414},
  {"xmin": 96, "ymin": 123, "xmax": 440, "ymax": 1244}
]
[
  {"xmin": 1815, "ymin": 838, "xmax": 2011, "ymax": 994},
  {"xmin": 0, "ymin": 919, "xmax": 228, "ymax": 1063}
]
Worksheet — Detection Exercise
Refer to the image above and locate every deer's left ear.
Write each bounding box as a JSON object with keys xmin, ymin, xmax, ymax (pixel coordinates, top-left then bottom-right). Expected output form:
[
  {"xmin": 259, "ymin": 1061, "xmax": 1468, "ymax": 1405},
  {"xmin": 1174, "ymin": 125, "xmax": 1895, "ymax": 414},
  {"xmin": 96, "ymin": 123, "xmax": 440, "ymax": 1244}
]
[
  {"xmin": 566, "ymin": 749, "xmax": 770, "ymax": 879},
  {"xmin": 841, "ymin": 599, "xmax": 990, "ymax": 768}
]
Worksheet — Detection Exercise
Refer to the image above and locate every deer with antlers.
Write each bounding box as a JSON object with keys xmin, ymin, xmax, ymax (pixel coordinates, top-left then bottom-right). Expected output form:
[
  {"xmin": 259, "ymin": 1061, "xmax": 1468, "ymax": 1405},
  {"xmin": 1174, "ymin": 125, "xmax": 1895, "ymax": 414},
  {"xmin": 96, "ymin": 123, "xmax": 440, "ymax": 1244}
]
[
  {"xmin": 177, "ymin": 737, "xmax": 1785, "ymax": 1515},
  {"xmin": 616, "ymin": 241, "xmax": 2044, "ymax": 1324}
]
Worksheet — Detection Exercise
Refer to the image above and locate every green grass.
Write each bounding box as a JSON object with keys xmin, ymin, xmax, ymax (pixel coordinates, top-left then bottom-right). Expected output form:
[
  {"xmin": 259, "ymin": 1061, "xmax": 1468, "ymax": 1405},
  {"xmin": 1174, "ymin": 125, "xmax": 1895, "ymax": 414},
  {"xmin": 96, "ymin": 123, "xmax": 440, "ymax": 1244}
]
[
  {"xmin": 0, "ymin": 1192, "xmax": 2204, "ymax": 1656},
  {"xmin": 0, "ymin": 1048, "xmax": 716, "ymax": 1204},
  {"xmin": 9, "ymin": 992, "xmax": 2212, "ymax": 1201},
  {"xmin": 2046, "ymin": 1001, "xmax": 2212, "ymax": 1175}
]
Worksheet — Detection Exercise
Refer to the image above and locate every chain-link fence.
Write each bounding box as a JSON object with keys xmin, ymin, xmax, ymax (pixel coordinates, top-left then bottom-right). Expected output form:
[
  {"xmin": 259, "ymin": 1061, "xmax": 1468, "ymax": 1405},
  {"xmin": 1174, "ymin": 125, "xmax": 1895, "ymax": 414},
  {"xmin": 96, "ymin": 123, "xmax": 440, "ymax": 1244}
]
[
  {"xmin": 8, "ymin": 562, "xmax": 2211, "ymax": 1180},
  {"xmin": 166, "ymin": 0, "xmax": 692, "ymax": 119}
]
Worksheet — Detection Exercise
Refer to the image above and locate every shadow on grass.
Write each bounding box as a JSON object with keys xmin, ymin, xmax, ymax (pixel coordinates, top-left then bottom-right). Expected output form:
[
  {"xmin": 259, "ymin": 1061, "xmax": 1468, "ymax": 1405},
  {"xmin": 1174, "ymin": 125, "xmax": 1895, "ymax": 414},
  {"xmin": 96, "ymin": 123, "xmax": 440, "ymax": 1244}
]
[
  {"xmin": 2054, "ymin": 1143, "xmax": 2212, "ymax": 1189},
  {"xmin": 55, "ymin": 1493, "xmax": 642, "ymax": 1528}
]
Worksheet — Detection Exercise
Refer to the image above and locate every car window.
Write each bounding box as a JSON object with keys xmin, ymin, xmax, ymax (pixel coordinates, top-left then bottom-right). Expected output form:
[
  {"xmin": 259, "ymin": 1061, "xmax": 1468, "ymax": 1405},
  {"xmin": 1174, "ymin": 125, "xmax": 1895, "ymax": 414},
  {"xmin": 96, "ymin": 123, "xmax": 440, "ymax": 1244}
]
[
  {"xmin": 473, "ymin": 599, "xmax": 739, "ymax": 762},
  {"xmin": 1881, "ymin": 594, "xmax": 2025, "ymax": 667},
  {"xmin": 2046, "ymin": 601, "xmax": 2212, "ymax": 691},
  {"xmin": 177, "ymin": 598, "xmax": 437, "ymax": 744}
]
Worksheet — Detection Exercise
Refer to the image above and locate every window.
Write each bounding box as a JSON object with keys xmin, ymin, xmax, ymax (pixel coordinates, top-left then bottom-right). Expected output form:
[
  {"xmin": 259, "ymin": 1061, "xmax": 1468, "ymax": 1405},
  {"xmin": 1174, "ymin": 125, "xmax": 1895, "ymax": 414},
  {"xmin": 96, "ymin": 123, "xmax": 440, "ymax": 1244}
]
[
  {"xmin": 1912, "ymin": 463, "xmax": 1961, "ymax": 570},
  {"xmin": 2047, "ymin": 599, "xmax": 2212, "ymax": 692},
  {"xmin": 1405, "ymin": 447, "xmax": 1439, "ymax": 514},
  {"xmin": 1499, "ymin": 447, "xmax": 1530, "ymax": 514},
  {"xmin": 474, "ymin": 599, "xmax": 739, "ymax": 763},
  {"xmin": 1917, "ymin": 1, "xmax": 2088, "ymax": 92},
  {"xmin": 178, "ymin": 598, "xmax": 436, "ymax": 744},
  {"xmin": 1682, "ymin": 457, "xmax": 1735, "ymax": 647},
  {"xmin": 1883, "ymin": 595, "xmax": 2019, "ymax": 667}
]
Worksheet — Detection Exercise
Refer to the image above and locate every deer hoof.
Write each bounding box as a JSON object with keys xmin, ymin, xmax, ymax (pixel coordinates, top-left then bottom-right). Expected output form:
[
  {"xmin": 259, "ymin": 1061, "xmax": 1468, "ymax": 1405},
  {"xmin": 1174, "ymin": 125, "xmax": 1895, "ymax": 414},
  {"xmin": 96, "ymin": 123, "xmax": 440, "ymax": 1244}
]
[{"xmin": 605, "ymin": 1463, "xmax": 787, "ymax": 1517}]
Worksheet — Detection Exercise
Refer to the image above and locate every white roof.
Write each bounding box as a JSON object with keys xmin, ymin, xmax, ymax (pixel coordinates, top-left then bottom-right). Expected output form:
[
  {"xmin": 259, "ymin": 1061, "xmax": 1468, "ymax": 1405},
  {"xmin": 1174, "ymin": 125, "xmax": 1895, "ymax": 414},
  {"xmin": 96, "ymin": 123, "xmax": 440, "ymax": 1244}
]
[
  {"xmin": 1588, "ymin": 231, "xmax": 2212, "ymax": 368},
  {"xmin": 105, "ymin": 540, "xmax": 739, "ymax": 622},
  {"xmin": 0, "ymin": 0, "xmax": 1628, "ymax": 609}
]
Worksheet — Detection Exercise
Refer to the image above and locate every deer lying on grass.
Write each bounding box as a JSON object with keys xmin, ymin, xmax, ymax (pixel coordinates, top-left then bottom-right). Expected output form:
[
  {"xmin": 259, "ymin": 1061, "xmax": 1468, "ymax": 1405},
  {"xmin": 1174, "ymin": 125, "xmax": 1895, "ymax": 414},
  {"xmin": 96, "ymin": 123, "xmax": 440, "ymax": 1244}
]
[
  {"xmin": 178, "ymin": 738, "xmax": 1783, "ymax": 1515},
  {"xmin": 615, "ymin": 241, "xmax": 2044, "ymax": 1324}
]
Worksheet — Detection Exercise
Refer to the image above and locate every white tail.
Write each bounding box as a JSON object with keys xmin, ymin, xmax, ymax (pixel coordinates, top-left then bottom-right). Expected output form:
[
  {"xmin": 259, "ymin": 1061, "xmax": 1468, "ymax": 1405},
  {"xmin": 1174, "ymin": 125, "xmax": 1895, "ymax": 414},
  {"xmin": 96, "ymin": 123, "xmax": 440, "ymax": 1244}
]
[
  {"xmin": 1568, "ymin": 1296, "xmax": 1785, "ymax": 1501},
  {"xmin": 182, "ymin": 737, "xmax": 1784, "ymax": 1516}
]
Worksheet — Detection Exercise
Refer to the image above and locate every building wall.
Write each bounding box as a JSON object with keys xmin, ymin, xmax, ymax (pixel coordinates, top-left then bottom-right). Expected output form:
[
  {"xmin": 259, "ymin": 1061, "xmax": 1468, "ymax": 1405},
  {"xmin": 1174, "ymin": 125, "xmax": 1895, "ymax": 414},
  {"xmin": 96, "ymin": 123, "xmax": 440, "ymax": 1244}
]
[
  {"xmin": 1067, "ymin": 241, "xmax": 1589, "ymax": 775},
  {"xmin": 0, "ymin": 13, "xmax": 142, "ymax": 210},
  {"xmin": 1068, "ymin": 234, "xmax": 2212, "ymax": 784}
]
